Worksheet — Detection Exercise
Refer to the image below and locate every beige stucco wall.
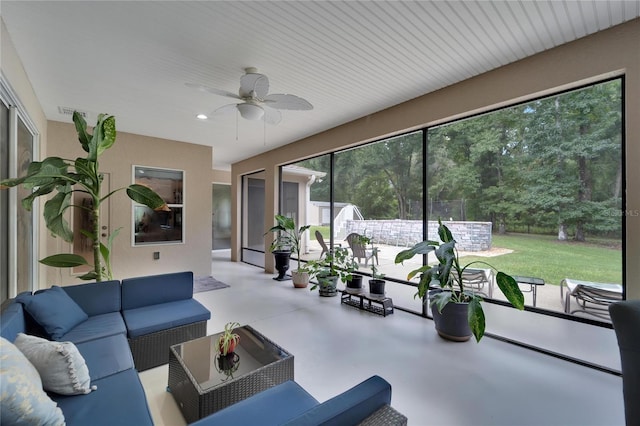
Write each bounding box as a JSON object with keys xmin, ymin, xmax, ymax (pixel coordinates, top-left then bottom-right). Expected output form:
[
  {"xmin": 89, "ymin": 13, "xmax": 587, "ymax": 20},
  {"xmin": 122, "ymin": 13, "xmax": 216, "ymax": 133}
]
[
  {"xmin": 232, "ymin": 18, "xmax": 640, "ymax": 299},
  {"xmin": 45, "ymin": 121, "xmax": 213, "ymax": 285},
  {"xmin": 211, "ymin": 169, "xmax": 231, "ymax": 184}
]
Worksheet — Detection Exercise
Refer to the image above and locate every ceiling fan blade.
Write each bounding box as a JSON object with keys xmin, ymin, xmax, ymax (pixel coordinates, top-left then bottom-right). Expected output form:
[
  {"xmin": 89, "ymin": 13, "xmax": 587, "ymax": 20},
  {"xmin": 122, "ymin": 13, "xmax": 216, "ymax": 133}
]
[
  {"xmin": 263, "ymin": 94, "xmax": 313, "ymax": 110},
  {"xmin": 185, "ymin": 83, "xmax": 241, "ymax": 100},
  {"xmin": 212, "ymin": 103, "xmax": 239, "ymax": 116},
  {"xmin": 240, "ymin": 73, "xmax": 269, "ymax": 99},
  {"xmin": 262, "ymin": 106, "xmax": 282, "ymax": 125}
]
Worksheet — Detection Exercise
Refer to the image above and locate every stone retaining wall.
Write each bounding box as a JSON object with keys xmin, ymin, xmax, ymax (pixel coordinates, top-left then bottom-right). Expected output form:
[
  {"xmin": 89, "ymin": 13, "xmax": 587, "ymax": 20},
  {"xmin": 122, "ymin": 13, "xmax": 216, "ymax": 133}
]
[{"xmin": 344, "ymin": 220, "xmax": 492, "ymax": 251}]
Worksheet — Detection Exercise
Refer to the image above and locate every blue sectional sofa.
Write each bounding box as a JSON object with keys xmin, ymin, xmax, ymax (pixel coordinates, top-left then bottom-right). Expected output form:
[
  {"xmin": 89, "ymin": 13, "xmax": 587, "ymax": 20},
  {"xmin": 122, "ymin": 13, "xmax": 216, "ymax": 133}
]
[
  {"xmin": 190, "ymin": 375, "xmax": 408, "ymax": 426},
  {"xmin": 122, "ymin": 272, "xmax": 212, "ymax": 371},
  {"xmin": 0, "ymin": 271, "xmax": 210, "ymax": 426}
]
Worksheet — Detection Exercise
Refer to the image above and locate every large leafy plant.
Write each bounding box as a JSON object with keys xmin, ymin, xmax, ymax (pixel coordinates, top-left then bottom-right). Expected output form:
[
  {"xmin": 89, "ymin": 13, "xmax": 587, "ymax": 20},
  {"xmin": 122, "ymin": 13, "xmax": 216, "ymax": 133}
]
[
  {"xmin": 0, "ymin": 111, "xmax": 168, "ymax": 281},
  {"xmin": 266, "ymin": 214, "xmax": 311, "ymax": 272},
  {"xmin": 307, "ymin": 247, "xmax": 359, "ymax": 291},
  {"xmin": 395, "ymin": 219, "xmax": 524, "ymax": 341}
]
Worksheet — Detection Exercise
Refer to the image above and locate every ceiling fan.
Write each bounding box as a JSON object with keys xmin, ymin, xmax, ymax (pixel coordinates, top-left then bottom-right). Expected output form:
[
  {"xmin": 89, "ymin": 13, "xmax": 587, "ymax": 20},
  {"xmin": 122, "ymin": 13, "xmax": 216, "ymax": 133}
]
[{"xmin": 186, "ymin": 67, "xmax": 313, "ymax": 125}]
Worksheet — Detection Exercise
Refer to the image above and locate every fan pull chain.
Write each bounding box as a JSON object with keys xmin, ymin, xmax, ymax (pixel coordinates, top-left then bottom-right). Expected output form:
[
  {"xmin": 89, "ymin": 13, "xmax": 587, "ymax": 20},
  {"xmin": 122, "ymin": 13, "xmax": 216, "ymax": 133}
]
[
  {"xmin": 235, "ymin": 110, "xmax": 239, "ymax": 141},
  {"xmin": 263, "ymin": 118, "xmax": 266, "ymax": 146}
]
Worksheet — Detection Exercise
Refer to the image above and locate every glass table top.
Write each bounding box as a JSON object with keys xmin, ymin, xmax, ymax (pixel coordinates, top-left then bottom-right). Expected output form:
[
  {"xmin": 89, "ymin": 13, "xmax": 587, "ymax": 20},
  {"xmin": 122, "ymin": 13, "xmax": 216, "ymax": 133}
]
[{"xmin": 171, "ymin": 325, "xmax": 292, "ymax": 392}]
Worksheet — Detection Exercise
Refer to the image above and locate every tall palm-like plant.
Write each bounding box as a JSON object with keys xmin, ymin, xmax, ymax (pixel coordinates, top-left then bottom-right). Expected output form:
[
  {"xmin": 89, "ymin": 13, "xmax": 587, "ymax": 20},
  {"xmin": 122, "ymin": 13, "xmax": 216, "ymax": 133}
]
[{"xmin": 0, "ymin": 112, "xmax": 168, "ymax": 281}]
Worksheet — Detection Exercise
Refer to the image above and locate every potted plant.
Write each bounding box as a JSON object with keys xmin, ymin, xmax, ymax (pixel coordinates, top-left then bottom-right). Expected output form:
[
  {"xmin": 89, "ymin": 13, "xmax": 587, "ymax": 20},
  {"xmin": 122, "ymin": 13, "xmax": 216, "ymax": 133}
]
[
  {"xmin": 215, "ymin": 352, "xmax": 240, "ymax": 381},
  {"xmin": 266, "ymin": 215, "xmax": 311, "ymax": 286},
  {"xmin": 307, "ymin": 247, "xmax": 358, "ymax": 297},
  {"xmin": 368, "ymin": 260, "xmax": 386, "ymax": 296},
  {"xmin": 217, "ymin": 322, "xmax": 241, "ymax": 355},
  {"xmin": 346, "ymin": 271, "xmax": 364, "ymax": 291},
  {"xmin": 394, "ymin": 219, "xmax": 524, "ymax": 342},
  {"xmin": 0, "ymin": 112, "xmax": 167, "ymax": 281},
  {"xmin": 267, "ymin": 228, "xmax": 291, "ymax": 282},
  {"xmin": 358, "ymin": 235, "xmax": 385, "ymax": 295},
  {"xmin": 345, "ymin": 234, "xmax": 368, "ymax": 291}
]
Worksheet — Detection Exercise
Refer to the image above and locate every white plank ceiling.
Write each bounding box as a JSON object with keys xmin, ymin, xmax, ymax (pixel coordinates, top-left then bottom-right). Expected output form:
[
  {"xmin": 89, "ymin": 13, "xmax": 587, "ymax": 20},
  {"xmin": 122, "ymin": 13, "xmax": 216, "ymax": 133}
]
[{"xmin": 2, "ymin": 1, "xmax": 638, "ymax": 169}]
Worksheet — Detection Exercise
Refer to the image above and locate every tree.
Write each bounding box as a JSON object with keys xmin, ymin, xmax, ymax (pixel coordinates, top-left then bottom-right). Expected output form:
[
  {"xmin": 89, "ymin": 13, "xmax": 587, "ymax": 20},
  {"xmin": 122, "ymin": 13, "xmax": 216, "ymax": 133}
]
[
  {"xmin": 427, "ymin": 111, "xmax": 525, "ymax": 230},
  {"xmin": 427, "ymin": 79, "xmax": 621, "ymax": 241},
  {"xmin": 298, "ymin": 79, "xmax": 622, "ymax": 242},
  {"xmin": 0, "ymin": 112, "xmax": 168, "ymax": 281},
  {"xmin": 351, "ymin": 173, "xmax": 397, "ymax": 219},
  {"xmin": 354, "ymin": 133, "xmax": 423, "ymax": 220},
  {"xmin": 522, "ymin": 80, "xmax": 621, "ymax": 241},
  {"xmin": 302, "ymin": 133, "xmax": 423, "ymax": 221}
]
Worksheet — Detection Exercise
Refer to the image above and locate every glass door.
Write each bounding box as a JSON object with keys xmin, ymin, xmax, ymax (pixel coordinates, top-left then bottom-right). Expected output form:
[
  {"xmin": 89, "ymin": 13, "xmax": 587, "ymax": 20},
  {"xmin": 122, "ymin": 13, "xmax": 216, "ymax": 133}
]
[
  {"xmin": 15, "ymin": 114, "xmax": 35, "ymax": 295},
  {"xmin": 212, "ymin": 183, "xmax": 231, "ymax": 250},
  {"xmin": 0, "ymin": 102, "xmax": 9, "ymax": 303},
  {"xmin": 1, "ymin": 79, "xmax": 39, "ymax": 301},
  {"xmin": 241, "ymin": 172, "xmax": 265, "ymax": 267}
]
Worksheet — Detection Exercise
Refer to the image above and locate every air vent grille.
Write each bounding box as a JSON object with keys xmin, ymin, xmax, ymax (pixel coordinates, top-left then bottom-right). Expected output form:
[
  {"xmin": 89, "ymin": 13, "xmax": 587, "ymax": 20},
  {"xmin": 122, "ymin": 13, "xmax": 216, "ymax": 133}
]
[{"xmin": 57, "ymin": 106, "xmax": 87, "ymax": 118}]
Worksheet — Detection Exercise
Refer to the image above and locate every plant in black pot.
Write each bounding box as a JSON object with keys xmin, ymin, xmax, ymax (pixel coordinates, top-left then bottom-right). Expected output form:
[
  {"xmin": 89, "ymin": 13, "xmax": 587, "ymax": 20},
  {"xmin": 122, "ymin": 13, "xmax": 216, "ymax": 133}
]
[
  {"xmin": 358, "ymin": 235, "xmax": 385, "ymax": 296},
  {"xmin": 307, "ymin": 247, "xmax": 358, "ymax": 297},
  {"xmin": 270, "ymin": 245, "xmax": 291, "ymax": 282},
  {"xmin": 346, "ymin": 272, "xmax": 364, "ymax": 292},
  {"xmin": 342, "ymin": 234, "xmax": 365, "ymax": 292},
  {"xmin": 266, "ymin": 215, "xmax": 311, "ymax": 284},
  {"xmin": 368, "ymin": 260, "xmax": 386, "ymax": 296},
  {"xmin": 394, "ymin": 219, "xmax": 524, "ymax": 342}
]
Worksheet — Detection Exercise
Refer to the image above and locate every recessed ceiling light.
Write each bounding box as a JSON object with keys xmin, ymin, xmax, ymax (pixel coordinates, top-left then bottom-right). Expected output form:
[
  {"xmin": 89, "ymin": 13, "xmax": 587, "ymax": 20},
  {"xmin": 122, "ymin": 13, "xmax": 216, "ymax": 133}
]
[{"xmin": 196, "ymin": 114, "xmax": 208, "ymax": 120}]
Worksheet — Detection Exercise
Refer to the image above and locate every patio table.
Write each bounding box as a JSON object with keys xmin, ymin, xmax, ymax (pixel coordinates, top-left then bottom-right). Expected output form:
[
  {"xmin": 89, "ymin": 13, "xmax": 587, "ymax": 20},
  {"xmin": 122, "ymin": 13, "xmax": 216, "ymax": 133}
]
[
  {"xmin": 512, "ymin": 275, "xmax": 545, "ymax": 307},
  {"xmin": 167, "ymin": 325, "xmax": 293, "ymax": 423}
]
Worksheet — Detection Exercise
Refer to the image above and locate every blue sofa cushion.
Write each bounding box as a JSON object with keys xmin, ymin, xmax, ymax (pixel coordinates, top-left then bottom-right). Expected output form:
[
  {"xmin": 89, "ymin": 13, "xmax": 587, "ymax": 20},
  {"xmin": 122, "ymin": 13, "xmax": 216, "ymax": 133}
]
[
  {"xmin": 75, "ymin": 334, "xmax": 134, "ymax": 381},
  {"xmin": 0, "ymin": 299, "xmax": 27, "ymax": 341},
  {"xmin": 61, "ymin": 281, "xmax": 121, "ymax": 316},
  {"xmin": 121, "ymin": 271, "xmax": 194, "ymax": 310},
  {"xmin": 58, "ymin": 312, "xmax": 126, "ymax": 344},
  {"xmin": 52, "ymin": 367, "xmax": 153, "ymax": 426},
  {"xmin": 17, "ymin": 286, "xmax": 88, "ymax": 340},
  {"xmin": 283, "ymin": 375, "xmax": 392, "ymax": 426},
  {"xmin": 122, "ymin": 299, "xmax": 211, "ymax": 338},
  {"xmin": 190, "ymin": 381, "xmax": 319, "ymax": 426}
]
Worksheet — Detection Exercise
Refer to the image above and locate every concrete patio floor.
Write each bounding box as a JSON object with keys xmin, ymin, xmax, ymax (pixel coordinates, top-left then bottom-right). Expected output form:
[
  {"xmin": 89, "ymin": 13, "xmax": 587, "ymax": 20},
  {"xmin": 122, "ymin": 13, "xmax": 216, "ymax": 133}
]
[{"xmin": 139, "ymin": 250, "xmax": 622, "ymax": 426}]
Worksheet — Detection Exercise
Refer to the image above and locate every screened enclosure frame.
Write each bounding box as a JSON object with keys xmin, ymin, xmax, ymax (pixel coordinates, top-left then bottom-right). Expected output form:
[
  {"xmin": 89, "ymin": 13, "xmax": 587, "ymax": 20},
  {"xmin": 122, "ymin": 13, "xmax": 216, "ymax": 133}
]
[{"xmin": 278, "ymin": 75, "xmax": 626, "ymax": 328}]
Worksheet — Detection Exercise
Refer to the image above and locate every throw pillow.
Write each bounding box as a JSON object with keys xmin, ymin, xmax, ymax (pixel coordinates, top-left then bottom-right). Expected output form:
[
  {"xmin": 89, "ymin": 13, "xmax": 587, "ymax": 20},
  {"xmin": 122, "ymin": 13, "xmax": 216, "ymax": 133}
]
[
  {"xmin": 17, "ymin": 286, "xmax": 88, "ymax": 339},
  {"xmin": 0, "ymin": 337, "xmax": 65, "ymax": 425},
  {"xmin": 14, "ymin": 333, "xmax": 96, "ymax": 395}
]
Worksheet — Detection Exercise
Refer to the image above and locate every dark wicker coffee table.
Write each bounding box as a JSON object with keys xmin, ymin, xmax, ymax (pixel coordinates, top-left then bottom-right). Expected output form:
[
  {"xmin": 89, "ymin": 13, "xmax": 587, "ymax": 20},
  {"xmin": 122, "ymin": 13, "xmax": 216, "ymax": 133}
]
[{"xmin": 167, "ymin": 325, "xmax": 294, "ymax": 423}]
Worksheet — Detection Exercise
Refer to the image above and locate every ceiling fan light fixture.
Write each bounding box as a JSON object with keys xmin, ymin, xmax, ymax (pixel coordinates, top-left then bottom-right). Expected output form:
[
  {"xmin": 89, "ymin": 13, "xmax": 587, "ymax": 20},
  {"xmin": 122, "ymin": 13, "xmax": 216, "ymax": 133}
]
[{"xmin": 237, "ymin": 103, "xmax": 264, "ymax": 120}]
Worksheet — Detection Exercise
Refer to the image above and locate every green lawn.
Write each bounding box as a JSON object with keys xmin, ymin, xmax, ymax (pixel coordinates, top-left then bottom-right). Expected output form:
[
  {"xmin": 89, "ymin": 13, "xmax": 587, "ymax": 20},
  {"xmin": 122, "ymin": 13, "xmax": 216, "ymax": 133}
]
[
  {"xmin": 459, "ymin": 233, "xmax": 622, "ymax": 287},
  {"xmin": 311, "ymin": 226, "xmax": 621, "ymax": 287},
  {"xmin": 310, "ymin": 226, "xmax": 330, "ymax": 240}
]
